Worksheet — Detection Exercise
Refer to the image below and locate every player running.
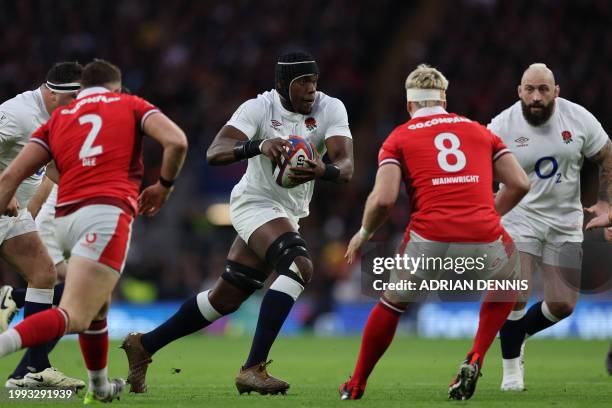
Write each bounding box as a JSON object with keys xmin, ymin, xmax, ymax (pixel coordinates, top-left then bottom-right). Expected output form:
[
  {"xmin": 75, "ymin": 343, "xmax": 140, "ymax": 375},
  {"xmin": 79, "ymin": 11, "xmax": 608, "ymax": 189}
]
[
  {"xmin": 121, "ymin": 51, "xmax": 353, "ymax": 395},
  {"xmin": 489, "ymin": 63, "xmax": 612, "ymax": 392},
  {"xmin": 0, "ymin": 59, "xmax": 188, "ymax": 404},
  {"xmin": 339, "ymin": 64, "xmax": 530, "ymax": 401},
  {"xmin": 0, "ymin": 62, "xmax": 84, "ymax": 389}
]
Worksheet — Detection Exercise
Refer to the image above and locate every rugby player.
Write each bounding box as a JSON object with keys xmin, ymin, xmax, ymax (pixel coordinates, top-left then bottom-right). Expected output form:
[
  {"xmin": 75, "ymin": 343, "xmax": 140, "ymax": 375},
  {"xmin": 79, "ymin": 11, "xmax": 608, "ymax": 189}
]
[
  {"xmin": 121, "ymin": 51, "xmax": 354, "ymax": 396},
  {"xmin": 0, "ymin": 59, "xmax": 188, "ymax": 403},
  {"xmin": 489, "ymin": 63, "xmax": 612, "ymax": 391},
  {"xmin": 0, "ymin": 62, "xmax": 84, "ymax": 389},
  {"xmin": 340, "ymin": 64, "xmax": 530, "ymax": 401}
]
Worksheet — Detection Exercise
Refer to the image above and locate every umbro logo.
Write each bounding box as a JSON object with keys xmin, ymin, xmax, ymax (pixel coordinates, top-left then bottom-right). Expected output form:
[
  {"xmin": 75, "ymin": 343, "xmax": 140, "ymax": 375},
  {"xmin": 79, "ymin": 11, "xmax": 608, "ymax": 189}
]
[{"xmin": 515, "ymin": 136, "xmax": 529, "ymax": 147}]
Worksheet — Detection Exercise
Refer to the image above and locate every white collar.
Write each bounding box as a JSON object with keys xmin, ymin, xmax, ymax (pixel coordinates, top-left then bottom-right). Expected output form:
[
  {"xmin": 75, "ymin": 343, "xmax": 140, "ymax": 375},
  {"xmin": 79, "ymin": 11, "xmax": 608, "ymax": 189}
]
[
  {"xmin": 35, "ymin": 87, "xmax": 50, "ymax": 119},
  {"xmin": 412, "ymin": 106, "xmax": 447, "ymax": 119},
  {"xmin": 78, "ymin": 87, "xmax": 110, "ymax": 99}
]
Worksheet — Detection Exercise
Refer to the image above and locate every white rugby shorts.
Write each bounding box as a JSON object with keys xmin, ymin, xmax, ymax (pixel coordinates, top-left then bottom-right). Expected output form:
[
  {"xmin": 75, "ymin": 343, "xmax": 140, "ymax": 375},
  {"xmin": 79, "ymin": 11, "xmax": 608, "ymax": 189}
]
[
  {"xmin": 230, "ymin": 193, "xmax": 300, "ymax": 244},
  {"xmin": 502, "ymin": 210, "xmax": 582, "ymax": 269},
  {"xmin": 54, "ymin": 204, "xmax": 134, "ymax": 273},
  {"xmin": 35, "ymin": 205, "xmax": 64, "ymax": 265},
  {"xmin": 0, "ymin": 209, "xmax": 37, "ymax": 245},
  {"xmin": 385, "ymin": 229, "xmax": 519, "ymax": 303}
]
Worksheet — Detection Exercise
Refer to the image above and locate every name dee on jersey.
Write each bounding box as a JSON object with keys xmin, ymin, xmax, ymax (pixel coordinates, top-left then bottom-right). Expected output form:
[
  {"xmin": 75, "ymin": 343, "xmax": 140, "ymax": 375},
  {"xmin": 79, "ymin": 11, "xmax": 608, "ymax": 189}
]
[
  {"xmin": 82, "ymin": 157, "xmax": 97, "ymax": 167},
  {"xmin": 408, "ymin": 116, "xmax": 471, "ymax": 130},
  {"xmin": 61, "ymin": 95, "xmax": 121, "ymax": 115},
  {"xmin": 431, "ymin": 174, "xmax": 480, "ymax": 186}
]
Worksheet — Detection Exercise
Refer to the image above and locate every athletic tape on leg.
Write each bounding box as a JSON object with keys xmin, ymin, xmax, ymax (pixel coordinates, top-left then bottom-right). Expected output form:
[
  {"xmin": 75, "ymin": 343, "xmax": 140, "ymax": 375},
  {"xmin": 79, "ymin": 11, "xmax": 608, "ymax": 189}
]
[
  {"xmin": 269, "ymin": 275, "xmax": 304, "ymax": 301},
  {"xmin": 196, "ymin": 290, "xmax": 222, "ymax": 322}
]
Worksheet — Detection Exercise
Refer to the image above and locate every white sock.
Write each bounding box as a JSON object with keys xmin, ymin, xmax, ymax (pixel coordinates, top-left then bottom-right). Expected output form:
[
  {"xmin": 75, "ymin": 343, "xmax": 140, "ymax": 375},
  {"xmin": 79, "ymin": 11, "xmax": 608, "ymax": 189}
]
[
  {"xmin": 0, "ymin": 329, "xmax": 22, "ymax": 357},
  {"xmin": 269, "ymin": 275, "xmax": 304, "ymax": 301},
  {"xmin": 88, "ymin": 367, "xmax": 109, "ymax": 393},
  {"xmin": 25, "ymin": 288, "xmax": 54, "ymax": 304},
  {"xmin": 502, "ymin": 356, "xmax": 522, "ymax": 378}
]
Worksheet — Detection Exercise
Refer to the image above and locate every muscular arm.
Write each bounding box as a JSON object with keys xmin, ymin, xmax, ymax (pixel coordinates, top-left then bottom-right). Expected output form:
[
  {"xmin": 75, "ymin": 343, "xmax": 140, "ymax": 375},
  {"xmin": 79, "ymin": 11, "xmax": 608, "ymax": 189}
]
[
  {"xmin": 143, "ymin": 113, "xmax": 188, "ymax": 181},
  {"xmin": 493, "ymin": 153, "xmax": 530, "ymax": 216},
  {"xmin": 0, "ymin": 143, "xmax": 51, "ymax": 213},
  {"xmin": 324, "ymin": 136, "xmax": 354, "ymax": 183},
  {"xmin": 361, "ymin": 164, "xmax": 402, "ymax": 235},
  {"xmin": 27, "ymin": 175, "xmax": 54, "ymax": 218},
  {"xmin": 588, "ymin": 140, "xmax": 612, "ymax": 204},
  {"xmin": 345, "ymin": 164, "xmax": 401, "ymax": 263},
  {"xmin": 206, "ymin": 125, "xmax": 248, "ymax": 165}
]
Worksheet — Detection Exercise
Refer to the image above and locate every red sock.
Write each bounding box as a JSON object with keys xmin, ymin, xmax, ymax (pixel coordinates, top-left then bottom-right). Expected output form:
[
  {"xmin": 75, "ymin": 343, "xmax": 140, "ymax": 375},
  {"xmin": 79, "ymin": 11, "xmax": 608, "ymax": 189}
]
[
  {"xmin": 469, "ymin": 291, "xmax": 516, "ymax": 365},
  {"xmin": 79, "ymin": 319, "xmax": 108, "ymax": 370},
  {"xmin": 350, "ymin": 301, "xmax": 402, "ymax": 387},
  {"xmin": 14, "ymin": 308, "xmax": 67, "ymax": 348}
]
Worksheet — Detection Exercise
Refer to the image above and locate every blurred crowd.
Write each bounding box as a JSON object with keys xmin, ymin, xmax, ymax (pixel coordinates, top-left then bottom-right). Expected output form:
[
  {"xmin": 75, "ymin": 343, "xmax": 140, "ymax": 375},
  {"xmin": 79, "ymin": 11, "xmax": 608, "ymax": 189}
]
[{"xmin": 1, "ymin": 0, "xmax": 610, "ymax": 316}]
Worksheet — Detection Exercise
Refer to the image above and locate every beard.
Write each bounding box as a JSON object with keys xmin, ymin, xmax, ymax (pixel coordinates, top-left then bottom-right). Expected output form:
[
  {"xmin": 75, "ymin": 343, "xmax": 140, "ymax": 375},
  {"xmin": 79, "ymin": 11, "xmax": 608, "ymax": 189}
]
[{"xmin": 521, "ymin": 99, "xmax": 555, "ymax": 126}]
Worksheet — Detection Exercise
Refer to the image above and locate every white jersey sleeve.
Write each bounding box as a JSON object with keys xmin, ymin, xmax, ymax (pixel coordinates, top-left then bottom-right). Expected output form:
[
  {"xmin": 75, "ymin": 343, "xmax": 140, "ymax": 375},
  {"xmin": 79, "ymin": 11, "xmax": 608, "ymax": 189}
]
[
  {"xmin": 324, "ymin": 98, "xmax": 352, "ymax": 139},
  {"xmin": 0, "ymin": 111, "xmax": 20, "ymax": 145},
  {"xmin": 580, "ymin": 108, "xmax": 609, "ymax": 158},
  {"xmin": 226, "ymin": 98, "xmax": 267, "ymax": 139}
]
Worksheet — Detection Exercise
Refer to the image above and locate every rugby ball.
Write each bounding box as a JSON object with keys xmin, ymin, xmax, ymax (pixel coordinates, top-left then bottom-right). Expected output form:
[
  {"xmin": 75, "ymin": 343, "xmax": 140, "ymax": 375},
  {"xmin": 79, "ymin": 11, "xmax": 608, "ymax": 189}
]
[{"xmin": 273, "ymin": 136, "xmax": 315, "ymax": 188}]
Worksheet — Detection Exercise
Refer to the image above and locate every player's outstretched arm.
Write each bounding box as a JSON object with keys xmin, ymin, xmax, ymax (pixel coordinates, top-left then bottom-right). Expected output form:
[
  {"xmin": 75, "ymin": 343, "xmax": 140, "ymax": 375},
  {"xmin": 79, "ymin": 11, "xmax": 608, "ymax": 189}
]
[
  {"xmin": 27, "ymin": 175, "xmax": 54, "ymax": 219},
  {"xmin": 345, "ymin": 164, "xmax": 401, "ymax": 264},
  {"xmin": 139, "ymin": 112, "xmax": 188, "ymax": 216},
  {"xmin": 585, "ymin": 140, "xmax": 612, "ymax": 229},
  {"xmin": 206, "ymin": 125, "xmax": 290, "ymax": 166},
  {"xmin": 0, "ymin": 143, "xmax": 51, "ymax": 215},
  {"xmin": 493, "ymin": 153, "xmax": 530, "ymax": 216},
  {"xmin": 585, "ymin": 141, "xmax": 612, "ymax": 213}
]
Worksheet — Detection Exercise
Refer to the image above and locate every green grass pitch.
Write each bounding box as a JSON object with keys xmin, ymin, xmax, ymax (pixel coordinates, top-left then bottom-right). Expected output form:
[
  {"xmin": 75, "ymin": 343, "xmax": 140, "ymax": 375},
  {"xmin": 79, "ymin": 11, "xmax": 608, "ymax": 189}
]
[{"xmin": 0, "ymin": 336, "xmax": 609, "ymax": 407}]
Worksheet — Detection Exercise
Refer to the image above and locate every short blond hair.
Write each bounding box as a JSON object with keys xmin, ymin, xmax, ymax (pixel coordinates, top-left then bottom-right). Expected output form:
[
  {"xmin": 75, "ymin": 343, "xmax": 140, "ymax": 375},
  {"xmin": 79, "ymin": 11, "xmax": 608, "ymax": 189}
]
[{"xmin": 405, "ymin": 64, "xmax": 448, "ymax": 107}]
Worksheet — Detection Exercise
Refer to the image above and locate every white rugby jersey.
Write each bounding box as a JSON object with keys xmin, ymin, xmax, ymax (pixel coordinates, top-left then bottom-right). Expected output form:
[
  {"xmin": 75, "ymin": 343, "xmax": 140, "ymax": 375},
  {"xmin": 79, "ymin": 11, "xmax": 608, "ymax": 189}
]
[
  {"xmin": 488, "ymin": 97, "xmax": 609, "ymax": 238},
  {"xmin": 0, "ymin": 88, "xmax": 48, "ymax": 207},
  {"xmin": 226, "ymin": 89, "xmax": 352, "ymax": 218}
]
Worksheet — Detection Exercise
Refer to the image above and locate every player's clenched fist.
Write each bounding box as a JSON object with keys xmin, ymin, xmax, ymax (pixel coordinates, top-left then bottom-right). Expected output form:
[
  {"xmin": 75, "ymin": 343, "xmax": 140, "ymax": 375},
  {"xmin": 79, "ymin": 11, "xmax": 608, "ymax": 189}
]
[
  {"xmin": 4, "ymin": 196, "xmax": 20, "ymax": 217},
  {"xmin": 260, "ymin": 138, "xmax": 291, "ymax": 166},
  {"xmin": 138, "ymin": 182, "xmax": 173, "ymax": 217}
]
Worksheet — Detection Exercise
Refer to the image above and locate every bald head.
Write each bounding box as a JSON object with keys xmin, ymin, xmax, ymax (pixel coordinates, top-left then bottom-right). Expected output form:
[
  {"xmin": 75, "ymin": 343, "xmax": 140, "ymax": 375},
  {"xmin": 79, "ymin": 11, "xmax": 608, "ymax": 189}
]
[
  {"xmin": 518, "ymin": 63, "xmax": 559, "ymax": 126},
  {"xmin": 521, "ymin": 63, "xmax": 556, "ymax": 87}
]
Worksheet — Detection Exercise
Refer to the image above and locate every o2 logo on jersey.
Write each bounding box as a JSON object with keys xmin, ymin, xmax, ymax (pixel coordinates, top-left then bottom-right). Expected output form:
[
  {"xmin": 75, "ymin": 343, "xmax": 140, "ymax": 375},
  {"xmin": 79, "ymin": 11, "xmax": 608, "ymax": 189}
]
[
  {"xmin": 35, "ymin": 166, "xmax": 46, "ymax": 176},
  {"xmin": 434, "ymin": 133, "xmax": 466, "ymax": 172},
  {"xmin": 535, "ymin": 156, "xmax": 561, "ymax": 183}
]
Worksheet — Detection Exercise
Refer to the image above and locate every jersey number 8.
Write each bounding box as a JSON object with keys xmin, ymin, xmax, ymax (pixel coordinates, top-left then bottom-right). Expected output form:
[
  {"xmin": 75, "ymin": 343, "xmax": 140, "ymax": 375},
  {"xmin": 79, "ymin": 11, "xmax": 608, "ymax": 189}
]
[{"xmin": 434, "ymin": 132, "xmax": 466, "ymax": 172}]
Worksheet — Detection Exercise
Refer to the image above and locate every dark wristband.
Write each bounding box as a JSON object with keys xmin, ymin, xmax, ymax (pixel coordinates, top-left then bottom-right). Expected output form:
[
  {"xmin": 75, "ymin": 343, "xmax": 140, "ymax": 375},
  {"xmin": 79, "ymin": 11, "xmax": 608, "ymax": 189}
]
[
  {"xmin": 233, "ymin": 140, "xmax": 262, "ymax": 160},
  {"xmin": 321, "ymin": 164, "xmax": 341, "ymax": 181},
  {"xmin": 159, "ymin": 176, "xmax": 175, "ymax": 188}
]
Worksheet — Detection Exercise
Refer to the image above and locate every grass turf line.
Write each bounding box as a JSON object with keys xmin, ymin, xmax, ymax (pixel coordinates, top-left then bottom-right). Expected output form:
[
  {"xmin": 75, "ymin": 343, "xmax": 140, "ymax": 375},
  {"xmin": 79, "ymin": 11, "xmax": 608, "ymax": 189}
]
[{"xmin": 0, "ymin": 336, "xmax": 609, "ymax": 407}]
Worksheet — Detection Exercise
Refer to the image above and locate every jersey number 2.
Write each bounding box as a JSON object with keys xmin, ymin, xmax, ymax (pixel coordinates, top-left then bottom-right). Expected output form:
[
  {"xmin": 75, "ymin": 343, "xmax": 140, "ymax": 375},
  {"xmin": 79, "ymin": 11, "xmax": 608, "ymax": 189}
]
[
  {"xmin": 79, "ymin": 114, "xmax": 103, "ymax": 166},
  {"xmin": 434, "ymin": 133, "xmax": 466, "ymax": 172}
]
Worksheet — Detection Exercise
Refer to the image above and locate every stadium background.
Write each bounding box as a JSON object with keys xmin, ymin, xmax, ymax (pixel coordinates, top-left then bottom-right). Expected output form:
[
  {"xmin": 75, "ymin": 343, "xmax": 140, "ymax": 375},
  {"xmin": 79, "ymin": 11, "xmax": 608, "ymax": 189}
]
[{"xmin": 1, "ymin": 0, "xmax": 611, "ymax": 341}]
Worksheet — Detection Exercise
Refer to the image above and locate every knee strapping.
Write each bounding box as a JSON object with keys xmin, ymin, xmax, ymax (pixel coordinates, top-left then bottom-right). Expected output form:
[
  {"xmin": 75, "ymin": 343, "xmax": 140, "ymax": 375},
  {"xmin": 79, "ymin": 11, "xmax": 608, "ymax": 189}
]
[
  {"xmin": 221, "ymin": 260, "xmax": 267, "ymax": 294},
  {"xmin": 265, "ymin": 232, "xmax": 311, "ymax": 285}
]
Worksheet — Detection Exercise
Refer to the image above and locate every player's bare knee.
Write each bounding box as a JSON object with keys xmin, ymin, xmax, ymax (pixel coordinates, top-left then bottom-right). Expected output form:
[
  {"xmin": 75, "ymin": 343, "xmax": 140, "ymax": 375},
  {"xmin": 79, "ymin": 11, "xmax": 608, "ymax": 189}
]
[
  {"xmin": 547, "ymin": 301, "xmax": 575, "ymax": 320},
  {"xmin": 293, "ymin": 256, "xmax": 313, "ymax": 284},
  {"xmin": 28, "ymin": 261, "xmax": 56, "ymax": 289}
]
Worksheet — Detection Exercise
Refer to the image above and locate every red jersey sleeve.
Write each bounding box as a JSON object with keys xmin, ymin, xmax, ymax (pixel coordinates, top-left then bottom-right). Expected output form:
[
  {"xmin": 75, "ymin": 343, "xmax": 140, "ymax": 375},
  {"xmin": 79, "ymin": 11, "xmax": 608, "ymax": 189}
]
[
  {"xmin": 488, "ymin": 128, "xmax": 510, "ymax": 161},
  {"xmin": 130, "ymin": 95, "xmax": 160, "ymax": 130},
  {"xmin": 30, "ymin": 120, "xmax": 52, "ymax": 155},
  {"xmin": 378, "ymin": 130, "xmax": 402, "ymax": 168}
]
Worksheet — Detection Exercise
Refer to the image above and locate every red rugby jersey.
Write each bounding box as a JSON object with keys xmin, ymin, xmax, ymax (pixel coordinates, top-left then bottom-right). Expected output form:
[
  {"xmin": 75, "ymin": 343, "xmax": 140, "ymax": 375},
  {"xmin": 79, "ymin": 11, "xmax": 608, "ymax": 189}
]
[
  {"xmin": 378, "ymin": 107, "xmax": 510, "ymax": 242},
  {"xmin": 31, "ymin": 87, "xmax": 160, "ymax": 216}
]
